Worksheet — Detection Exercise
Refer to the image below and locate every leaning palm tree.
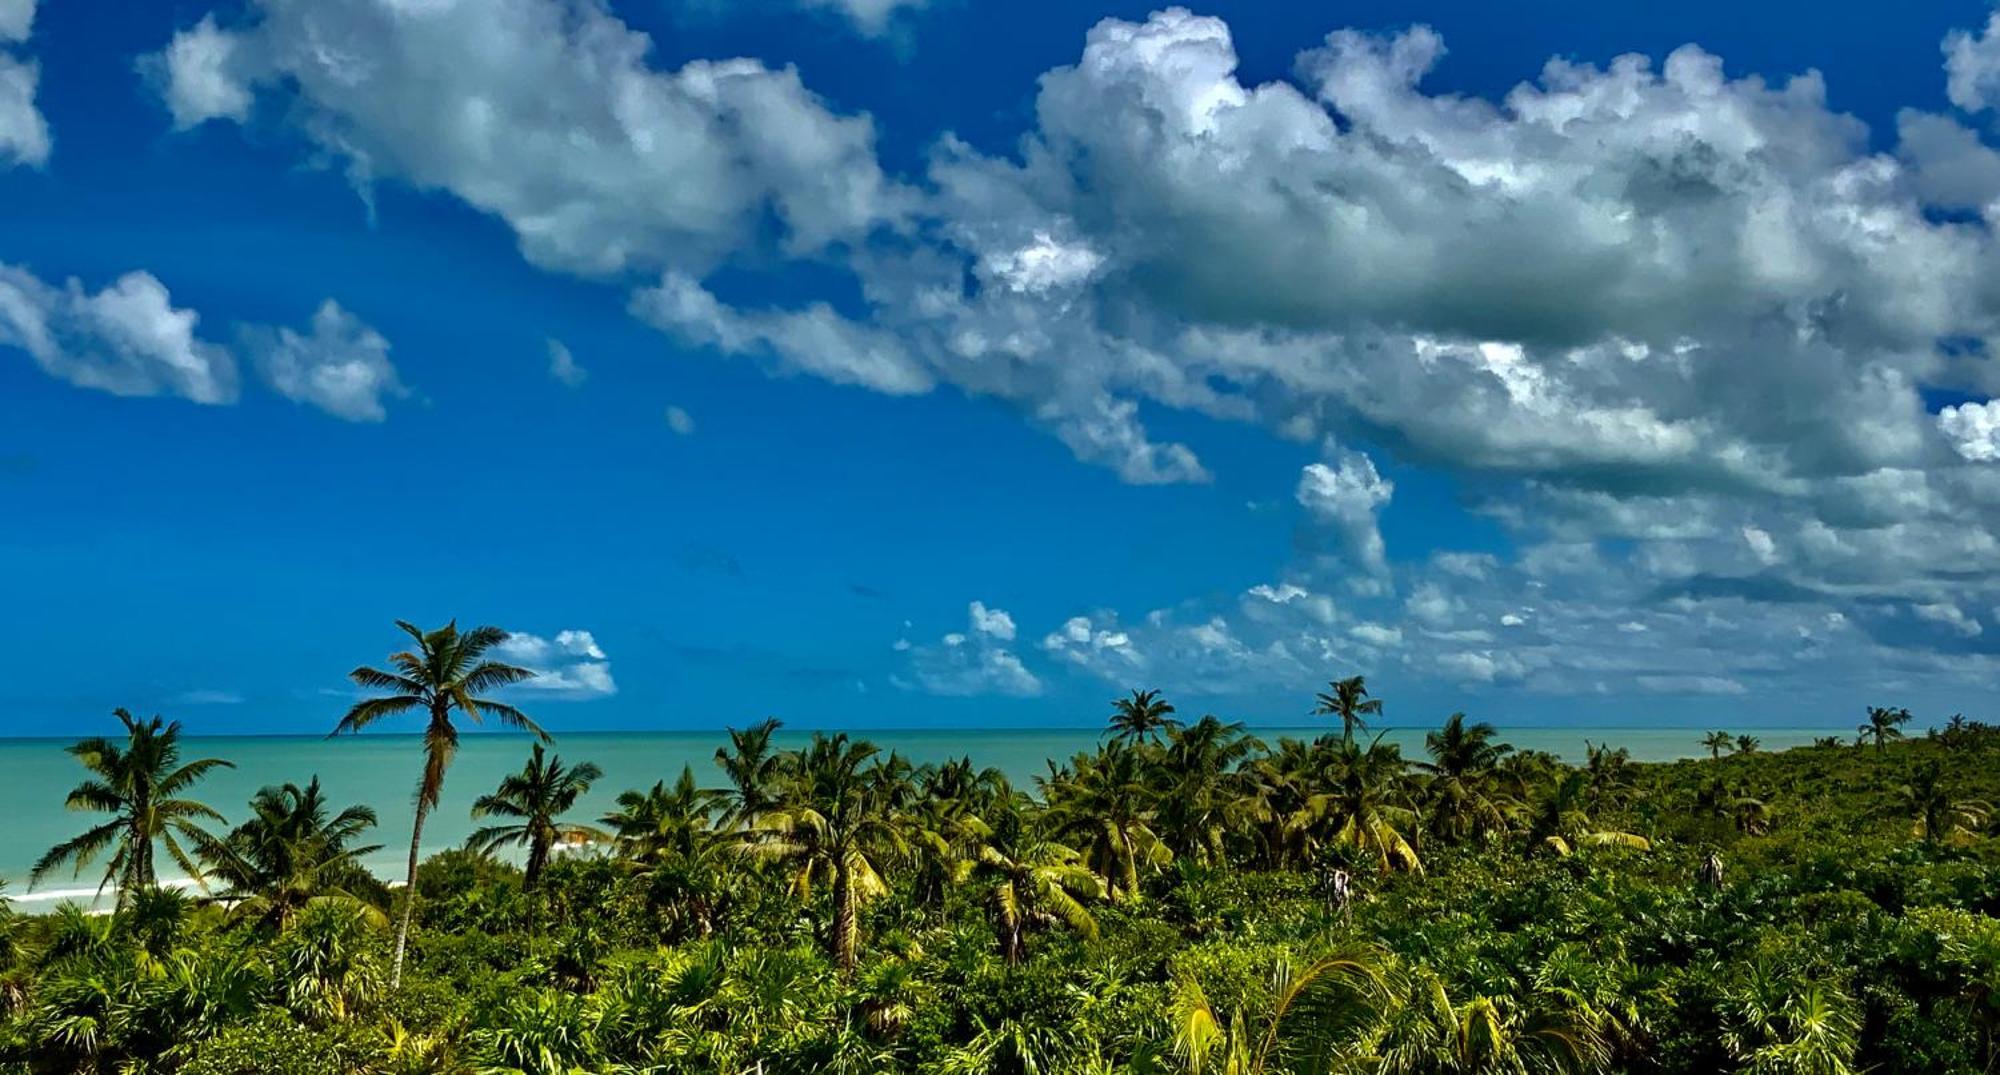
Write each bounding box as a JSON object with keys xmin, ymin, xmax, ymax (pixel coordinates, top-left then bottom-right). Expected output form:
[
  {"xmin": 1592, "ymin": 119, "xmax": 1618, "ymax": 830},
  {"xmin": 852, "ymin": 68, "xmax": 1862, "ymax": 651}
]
[
  {"xmin": 745, "ymin": 733, "xmax": 905, "ymax": 971},
  {"xmin": 1314, "ymin": 676, "xmax": 1382, "ymax": 744},
  {"xmin": 1858, "ymin": 706, "xmax": 1911, "ymax": 754},
  {"xmin": 31, "ymin": 709, "xmax": 233, "ymax": 908},
  {"xmin": 468, "ymin": 743, "xmax": 607, "ymax": 887},
  {"xmin": 330, "ymin": 619, "xmax": 543, "ymax": 987},
  {"xmin": 1898, "ymin": 762, "xmax": 1993, "ymax": 847},
  {"xmin": 193, "ymin": 777, "xmax": 384, "ymax": 928},
  {"xmin": 1107, "ymin": 689, "xmax": 1179, "ymax": 745},
  {"xmin": 1701, "ymin": 730, "xmax": 1734, "ymax": 762}
]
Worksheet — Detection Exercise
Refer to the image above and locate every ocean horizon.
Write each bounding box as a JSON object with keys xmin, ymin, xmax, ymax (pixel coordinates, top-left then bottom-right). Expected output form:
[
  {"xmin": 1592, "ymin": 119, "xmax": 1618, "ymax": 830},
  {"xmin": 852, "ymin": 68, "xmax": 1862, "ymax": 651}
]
[{"xmin": 1, "ymin": 723, "xmax": 1848, "ymax": 907}]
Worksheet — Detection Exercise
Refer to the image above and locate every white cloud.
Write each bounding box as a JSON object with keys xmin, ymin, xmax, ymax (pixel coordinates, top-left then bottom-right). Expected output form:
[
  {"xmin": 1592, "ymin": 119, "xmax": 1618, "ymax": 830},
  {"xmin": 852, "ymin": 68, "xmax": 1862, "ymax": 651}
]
[
  {"xmin": 900, "ymin": 601, "xmax": 1043, "ymax": 696},
  {"xmin": 0, "ymin": 264, "xmax": 236, "ymax": 403},
  {"xmin": 664, "ymin": 405, "xmax": 696, "ymax": 436},
  {"xmin": 546, "ymin": 338, "xmax": 586, "ymax": 387},
  {"xmin": 173, "ymin": 689, "xmax": 245, "ymax": 705},
  {"xmin": 0, "ymin": 0, "xmax": 45, "ymax": 168},
  {"xmin": 1940, "ymin": 400, "xmax": 2000, "ymax": 461},
  {"xmin": 148, "ymin": 0, "xmax": 907, "ymax": 276},
  {"xmin": 1296, "ymin": 443, "xmax": 1394, "ymax": 574},
  {"xmin": 1914, "ymin": 601, "xmax": 1984, "ymax": 637},
  {"xmin": 495, "ymin": 629, "xmax": 617, "ymax": 698},
  {"xmin": 242, "ymin": 300, "xmax": 404, "ymax": 421},
  {"xmin": 1946, "ymin": 12, "xmax": 2000, "ymax": 113}
]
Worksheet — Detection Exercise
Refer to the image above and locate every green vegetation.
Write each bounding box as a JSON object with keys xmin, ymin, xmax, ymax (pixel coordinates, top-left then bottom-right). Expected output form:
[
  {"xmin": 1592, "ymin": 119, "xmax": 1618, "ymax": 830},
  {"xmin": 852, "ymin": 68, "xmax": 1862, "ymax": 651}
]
[{"xmin": 5, "ymin": 643, "xmax": 2000, "ymax": 1074}]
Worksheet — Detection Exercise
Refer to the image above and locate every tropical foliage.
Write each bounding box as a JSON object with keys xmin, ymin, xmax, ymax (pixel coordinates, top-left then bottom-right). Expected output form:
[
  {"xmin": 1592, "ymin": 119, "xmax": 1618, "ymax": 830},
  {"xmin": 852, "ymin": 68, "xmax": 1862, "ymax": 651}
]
[{"xmin": 5, "ymin": 691, "xmax": 2000, "ymax": 1075}]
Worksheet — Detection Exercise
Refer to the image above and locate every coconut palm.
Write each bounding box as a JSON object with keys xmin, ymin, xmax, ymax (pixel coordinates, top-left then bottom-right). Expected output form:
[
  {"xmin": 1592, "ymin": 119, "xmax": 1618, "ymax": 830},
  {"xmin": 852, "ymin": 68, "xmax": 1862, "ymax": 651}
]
[
  {"xmin": 970, "ymin": 810, "xmax": 1100, "ymax": 964},
  {"xmin": 1734, "ymin": 734, "xmax": 1761, "ymax": 755},
  {"xmin": 468, "ymin": 744, "xmax": 607, "ymax": 888},
  {"xmin": 1581, "ymin": 742, "xmax": 1636, "ymax": 811},
  {"xmin": 1898, "ymin": 762, "xmax": 1993, "ymax": 847},
  {"xmin": 1157, "ymin": 716, "xmax": 1261, "ymax": 863},
  {"xmin": 1040, "ymin": 741, "xmax": 1170, "ymax": 899},
  {"xmin": 1371, "ymin": 967, "xmax": 1612, "ymax": 1075},
  {"xmin": 1859, "ymin": 706, "xmax": 1912, "ymax": 754},
  {"xmin": 193, "ymin": 777, "xmax": 384, "ymax": 928},
  {"xmin": 1302, "ymin": 734, "xmax": 1423, "ymax": 874},
  {"xmin": 1108, "ymin": 689, "xmax": 1179, "ymax": 745},
  {"xmin": 715, "ymin": 717, "xmax": 786, "ymax": 829},
  {"xmin": 1314, "ymin": 676, "xmax": 1382, "ymax": 743},
  {"xmin": 330, "ymin": 619, "xmax": 543, "ymax": 986},
  {"xmin": 746, "ymin": 733, "xmax": 905, "ymax": 971},
  {"xmin": 601, "ymin": 766, "xmax": 728, "ymax": 865},
  {"xmin": 1526, "ymin": 771, "xmax": 1649, "ymax": 857},
  {"xmin": 31, "ymin": 709, "xmax": 233, "ymax": 908},
  {"xmin": 1418, "ymin": 713, "xmax": 1515, "ymax": 844},
  {"xmin": 1701, "ymin": 730, "xmax": 1734, "ymax": 762}
]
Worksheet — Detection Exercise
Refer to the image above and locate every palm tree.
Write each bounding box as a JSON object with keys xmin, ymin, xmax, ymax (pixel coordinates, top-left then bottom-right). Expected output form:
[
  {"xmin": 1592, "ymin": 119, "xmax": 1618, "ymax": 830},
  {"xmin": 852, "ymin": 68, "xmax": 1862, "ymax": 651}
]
[
  {"xmin": 1859, "ymin": 706, "xmax": 1912, "ymax": 754},
  {"xmin": 746, "ymin": 733, "xmax": 905, "ymax": 971},
  {"xmin": 601, "ymin": 766, "xmax": 728, "ymax": 864},
  {"xmin": 1107, "ymin": 689, "xmax": 1179, "ymax": 745},
  {"xmin": 1314, "ymin": 676, "xmax": 1382, "ymax": 743},
  {"xmin": 1040, "ymin": 741, "xmax": 1170, "ymax": 899},
  {"xmin": 715, "ymin": 717, "xmax": 786, "ymax": 829},
  {"xmin": 1170, "ymin": 948, "xmax": 1388, "ymax": 1075},
  {"xmin": 1701, "ymin": 730, "xmax": 1734, "ymax": 762},
  {"xmin": 330, "ymin": 619, "xmax": 543, "ymax": 987},
  {"xmin": 468, "ymin": 744, "xmax": 606, "ymax": 888},
  {"xmin": 1418, "ymin": 713, "xmax": 1514, "ymax": 845},
  {"xmin": 970, "ymin": 810, "xmax": 1100, "ymax": 964},
  {"xmin": 1157, "ymin": 715, "xmax": 1261, "ymax": 863},
  {"xmin": 1302, "ymin": 734, "xmax": 1423, "ymax": 874},
  {"xmin": 194, "ymin": 777, "xmax": 384, "ymax": 928},
  {"xmin": 1581, "ymin": 742, "xmax": 1636, "ymax": 811},
  {"xmin": 31, "ymin": 709, "xmax": 233, "ymax": 908},
  {"xmin": 1734, "ymin": 734, "xmax": 1761, "ymax": 755},
  {"xmin": 1526, "ymin": 771, "xmax": 1649, "ymax": 857},
  {"xmin": 1898, "ymin": 762, "xmax": 1993, "ymax": 847}
]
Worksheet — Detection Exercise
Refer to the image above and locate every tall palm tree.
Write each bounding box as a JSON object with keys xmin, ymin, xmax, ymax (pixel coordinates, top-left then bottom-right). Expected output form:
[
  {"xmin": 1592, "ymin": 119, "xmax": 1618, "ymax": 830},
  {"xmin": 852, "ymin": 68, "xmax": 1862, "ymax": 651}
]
[
  {"xmin": 1418, "ymin": 713, "xmax": 1514, "ymax": 845},
  {"xmin": 330, "ymin": 619, "xmax": 543, "ymax": 987},
  {"xmin": 1314, "ymin": 676, "xmax": 1382, "ymax": 744},
  {"xmin": 1040, "ymin": 741, "xmax": 1170, "ymax": 899},
  {"xmin": 1701, "ymin": 731, "xmax": 1734, "ymax": 762},
  {"xmin": 1898, "ymin": 762, "xmax": 1993, "ymax": 847},
  {"xmin": 1858, "ymin": 706, "xmax": 1912, "ymax": 754},
  {"xmin": 193, "ymin": 777, "xmax": 383, "ymax": 928},
  {"xmin": 747, "ymin": 733, "xmax": 905, "ymax": 971},
  {"xmin": 468, "ymin": 744, "xmax": 606, "ymax": 887},
  {"xmin": 31, "ymin": 709, "xmax": 233, "ymax": 908},
  {"xmin": 1107, "ymin": 689, "xmax": 1179, "ymax": 745},
  {"xmin": 715, "ymin": 717, "xmax": 786, "ymax": 829},
  {"xmin": 970, "ymin": 810, "xmax": 1100, "ymax": 964}
]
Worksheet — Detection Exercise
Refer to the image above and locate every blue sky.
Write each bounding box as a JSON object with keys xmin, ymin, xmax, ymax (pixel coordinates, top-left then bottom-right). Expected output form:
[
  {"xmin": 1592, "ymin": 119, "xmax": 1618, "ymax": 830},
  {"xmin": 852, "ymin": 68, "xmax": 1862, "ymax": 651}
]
[{"xmin": 5, "ymin": 0, "xmax": 2000, "ymax": 735}]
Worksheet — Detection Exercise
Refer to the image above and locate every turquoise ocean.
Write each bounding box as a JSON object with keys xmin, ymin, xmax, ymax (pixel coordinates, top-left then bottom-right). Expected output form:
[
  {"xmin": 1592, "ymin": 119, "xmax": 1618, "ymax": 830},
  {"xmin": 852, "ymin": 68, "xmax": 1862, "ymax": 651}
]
[{"xmin": 0, "ymin": 726, "xmax": 1835, "ymax": 908}]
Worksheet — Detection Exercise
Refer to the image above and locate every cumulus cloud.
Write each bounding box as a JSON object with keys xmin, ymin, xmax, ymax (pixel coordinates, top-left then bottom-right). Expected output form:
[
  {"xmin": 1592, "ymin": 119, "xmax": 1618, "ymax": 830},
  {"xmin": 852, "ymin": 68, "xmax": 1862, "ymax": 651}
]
[
  {"xmin": 140, "ymin": 4, "xmax": 2000, "ymax": 706},
  {"xmin": 495, "ymin": 629, "xmax": 617, "ymax": 698},
  {"xmin": 242, "ymin": 300, "xmax": 405, "ymax": 421},
  {"xmin": 0, "ymin": 264, "xmax": 236, "ymax": 403},
  {"xmin": 0, "ymin": 0, "xmax": 48, "ymax": 168},
  {"xmin": 899, "ymin": 601, "xmax": 1043, "ymax": 696},
  {"xmin": 147, "ymin": 0, "xmax": 907, "ymax": 276}
]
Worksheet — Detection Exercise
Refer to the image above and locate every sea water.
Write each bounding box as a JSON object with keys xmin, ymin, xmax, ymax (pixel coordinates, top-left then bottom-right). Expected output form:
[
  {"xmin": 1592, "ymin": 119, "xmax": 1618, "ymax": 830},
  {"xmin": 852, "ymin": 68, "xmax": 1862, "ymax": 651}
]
[{"xmin": 0, "ymin": 725, "xmax": 1835, "ymax": 907}]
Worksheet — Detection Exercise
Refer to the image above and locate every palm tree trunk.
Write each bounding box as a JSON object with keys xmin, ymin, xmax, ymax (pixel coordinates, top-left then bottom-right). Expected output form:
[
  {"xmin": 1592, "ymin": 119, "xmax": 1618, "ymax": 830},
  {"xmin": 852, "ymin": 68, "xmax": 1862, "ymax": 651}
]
[
  {"xmin": 832, "ymin": 856, "xmax": 858, "ymax": 973},
  {"xmin": 391, "ymin": 795, "xmax": 429, "ymax": 989},
  {"xmin": 525, "ymin": 835, "xmax": 548, "ymax": 889}
]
